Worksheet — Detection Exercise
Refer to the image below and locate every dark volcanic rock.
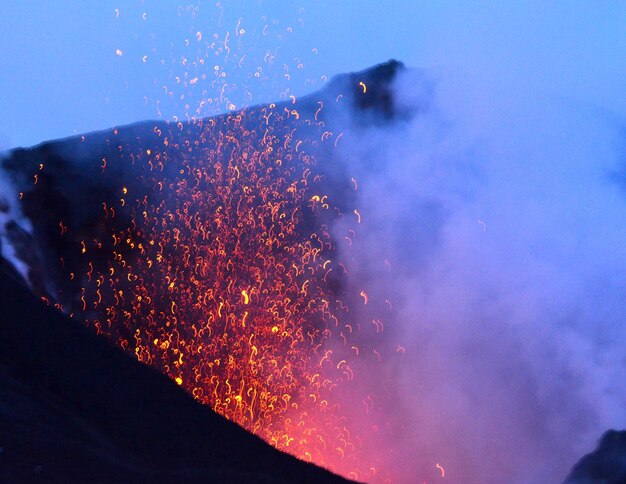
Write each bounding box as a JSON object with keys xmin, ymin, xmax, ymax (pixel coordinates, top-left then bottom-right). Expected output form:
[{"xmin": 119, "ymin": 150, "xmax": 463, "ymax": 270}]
[
  {"xmin": 0, "ymin": 257, "xmax": 350, "ymax": 483},
  {"xmin": 565, "ymin": 430, "xmax": 626, "ymax": 484}
]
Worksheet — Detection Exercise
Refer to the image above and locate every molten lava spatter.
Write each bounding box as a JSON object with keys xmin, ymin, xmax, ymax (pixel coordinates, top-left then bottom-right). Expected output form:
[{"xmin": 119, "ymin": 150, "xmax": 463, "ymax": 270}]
[{"xmin": 3, "ymin": 61, "xmax": 406, "ymax": 482}]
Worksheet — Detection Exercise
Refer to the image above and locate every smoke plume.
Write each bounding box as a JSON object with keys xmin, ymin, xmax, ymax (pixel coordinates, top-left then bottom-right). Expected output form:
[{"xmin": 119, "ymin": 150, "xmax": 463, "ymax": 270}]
[{"xmin": 331, "ymin": 64, "xmax": 626, "ymax": 483}]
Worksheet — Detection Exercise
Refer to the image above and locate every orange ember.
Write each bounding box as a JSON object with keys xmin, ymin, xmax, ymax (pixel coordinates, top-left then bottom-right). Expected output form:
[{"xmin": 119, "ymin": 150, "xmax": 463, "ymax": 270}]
[{"xmin": 29, "ymin": 88, "xmax": 397, "ymax": 481}]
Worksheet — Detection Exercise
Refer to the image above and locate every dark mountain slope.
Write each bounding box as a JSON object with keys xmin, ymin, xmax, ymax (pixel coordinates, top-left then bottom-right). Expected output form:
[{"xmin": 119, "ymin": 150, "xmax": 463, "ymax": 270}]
[
  {"xmin": 0, "ymin": 256, "xmax": 350, "ymax": 483},
  {"xmin": 1, "ymin": 60, "xmax": 409, "ymax": 311}
]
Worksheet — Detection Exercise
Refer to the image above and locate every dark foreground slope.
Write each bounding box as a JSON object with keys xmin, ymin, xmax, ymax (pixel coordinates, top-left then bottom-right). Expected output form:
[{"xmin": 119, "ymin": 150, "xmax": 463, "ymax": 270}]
[{"xmin": 0, "ymin": 256, "xmax": 350, "ymax": 483}]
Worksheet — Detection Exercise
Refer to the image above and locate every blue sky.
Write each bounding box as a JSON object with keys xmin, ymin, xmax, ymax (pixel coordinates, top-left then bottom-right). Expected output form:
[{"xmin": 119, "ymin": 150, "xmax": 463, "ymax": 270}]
[{"xmin": 1, "ymin": 1, "xmax": 624, "ymax": 149}]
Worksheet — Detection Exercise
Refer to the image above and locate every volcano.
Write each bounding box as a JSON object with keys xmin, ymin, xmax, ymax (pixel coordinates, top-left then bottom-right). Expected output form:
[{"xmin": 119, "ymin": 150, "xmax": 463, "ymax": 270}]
[
  {"xmin": 1, "ymin": 59, "xmax": 623, "ymax": 483},
  {"xmin": 0, "ymin": 60, "xmax": 409, "ymax": 481}
]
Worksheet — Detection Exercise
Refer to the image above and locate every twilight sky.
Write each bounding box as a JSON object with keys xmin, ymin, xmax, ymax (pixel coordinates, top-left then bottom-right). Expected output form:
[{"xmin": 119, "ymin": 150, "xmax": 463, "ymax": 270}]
[{"xmin": 0, "ymin": 1, "xmax": 624, "ymax": 149}]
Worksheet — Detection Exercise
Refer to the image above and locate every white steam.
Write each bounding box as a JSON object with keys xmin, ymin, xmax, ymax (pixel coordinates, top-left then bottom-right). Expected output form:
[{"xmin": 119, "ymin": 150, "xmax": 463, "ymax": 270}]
[{"xmin": 335, "ymin": 67, "xmax": 626, "ymax": 483}]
